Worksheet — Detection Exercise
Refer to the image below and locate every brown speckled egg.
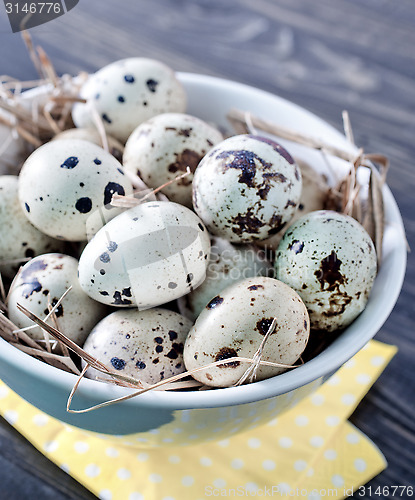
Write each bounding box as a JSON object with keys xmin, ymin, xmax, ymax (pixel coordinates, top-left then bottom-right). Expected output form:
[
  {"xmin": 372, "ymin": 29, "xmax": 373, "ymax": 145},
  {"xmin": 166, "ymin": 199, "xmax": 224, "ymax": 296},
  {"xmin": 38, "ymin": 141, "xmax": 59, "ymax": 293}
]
[
  {"xmin": 7, "ymin": 253, "xmax": 106, "ymax": 345},
  {"xmin": 183, "ymin": 276, "xmax": 309, "ymax": 387},
  {"xmin": 82, "ymin": 308, "xmax": 192, "ymax": 384},
  {"xmin": 275, "ymin": 210, "xmax": 377, "ymax": 332},
  {"xmin": 177, "ymin": 236, "xmax": 274, "ymax": 322},
  {"xmin": 72, "ymin": 58, "xmax": 187, "ymax": 143},
  {"xmin": 0, "ymin": 176, "xmax": 65, "ymax": 279},
  {"xmin": 123, "ymin": 113, "xmax": 223, "ymax": 207},
  {"xmin": 18, "ymin": 139, "xmax": 133, "ymax": 241},
  {"xmin": 192, "ymin": 134, "xmax": 302, "ymax": 243}
]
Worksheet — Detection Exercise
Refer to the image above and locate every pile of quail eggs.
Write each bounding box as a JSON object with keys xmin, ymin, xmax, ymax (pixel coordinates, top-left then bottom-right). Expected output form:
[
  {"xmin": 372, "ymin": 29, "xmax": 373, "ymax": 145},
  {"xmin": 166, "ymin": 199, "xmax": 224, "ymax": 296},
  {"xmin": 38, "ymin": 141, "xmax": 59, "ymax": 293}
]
[{"xmin": 1, "ymin": 57, "xmax": 378, "ymax": 389}]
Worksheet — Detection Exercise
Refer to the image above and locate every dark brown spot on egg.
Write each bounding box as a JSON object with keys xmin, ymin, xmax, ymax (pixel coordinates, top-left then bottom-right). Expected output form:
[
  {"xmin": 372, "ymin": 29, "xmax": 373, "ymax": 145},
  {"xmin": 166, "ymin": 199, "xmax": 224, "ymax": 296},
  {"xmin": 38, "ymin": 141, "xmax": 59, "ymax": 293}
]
[
  {"xmin": 247, "ymin": 284, "xmax": 264, "ymax": 291},
  {"xmin": 166, "ymin": 349, "xmax": 178, "ymax": 360},
  {"xmin": 288, "ymin": 240, "xmax": 304, "ymax": 254},
  {"xmin": 146, "ymin": 79, "xmax": 158, "ymax": 92},
  {"xmin": 256, "ymin": 318, "xmax": 276, "ymax": 335},
  {"xmin": 178, "ymin": 128, "xmax": 192, "ymax": 137},
  {"xmin": 51, "ymin": 298, "xmax": 64, "ymax": 317},
  {"xmin": 112, "ymin": 291, "xmax": 132, "ymax": 305},
  {"xmin": 168, "ymin": 330, "xmax": 178, "ymax": 341},
  {"xmin": 268, "ymin": 215, "xmax": 286, "ymax": 235},
  {"xmin": 207, "ymin": 296, "xmax": 224, "ymax": 309},
  {"xmin": 248, "ymin": 135, "xmax": 295, "ymax": 165},
  {"xmin": 285, "ymin": 199, "xmax": 297, "ymax": 209},
  {"xmin": 25, "ymin": 248, "xmax": 35, "ymax": 258},
  {"xmin": 315, "ymin": 250, "xmax": 344, "ymax": 291},
  {"xmin": 103, "ymin": 182, "xmax": 125, "ymax": 207},
  {"xmin": 215, "ymin": 347, "xmax": 240, "ymax": 368},
  {"xmin": 60, "ymin": 156, "xmax": 79, "ymax": 169},
  {"xmin": 111, "ymin": 357, "xmax": 126, "ymax": 370},
  {"xmin": 231, "ymin": 208, "xmax": 263, "ymax": 236},
  {"xmin": 167, "ymin": 149, "xmax": 202, "ymax": 175}
]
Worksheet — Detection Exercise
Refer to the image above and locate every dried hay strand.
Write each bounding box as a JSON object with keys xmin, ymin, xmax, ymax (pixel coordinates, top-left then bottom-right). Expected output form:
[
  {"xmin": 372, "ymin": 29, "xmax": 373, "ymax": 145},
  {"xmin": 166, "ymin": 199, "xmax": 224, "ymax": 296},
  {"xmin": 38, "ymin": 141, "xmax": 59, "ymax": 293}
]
[{"xmin": 15, "ymin": 303, "xmax": 300, "ymax": 412}]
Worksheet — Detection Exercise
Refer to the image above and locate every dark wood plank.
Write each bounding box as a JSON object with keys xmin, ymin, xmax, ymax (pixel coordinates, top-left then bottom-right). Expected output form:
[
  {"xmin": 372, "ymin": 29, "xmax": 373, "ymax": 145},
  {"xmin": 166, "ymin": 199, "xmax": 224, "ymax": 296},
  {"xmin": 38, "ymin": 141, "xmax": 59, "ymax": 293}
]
[{"xmin": 0, "ymin": 0, "xmax": 414, "ymax": 497}]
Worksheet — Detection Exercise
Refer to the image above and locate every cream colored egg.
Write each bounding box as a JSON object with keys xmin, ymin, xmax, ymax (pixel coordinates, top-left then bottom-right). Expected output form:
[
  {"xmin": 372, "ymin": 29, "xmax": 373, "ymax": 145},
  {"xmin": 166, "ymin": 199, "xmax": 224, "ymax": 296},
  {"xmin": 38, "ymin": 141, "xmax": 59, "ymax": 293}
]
[
  {"xmin": 183, "ymin": 276, "xmax": 309, "ymax": 387},
  {"xmin": 192, "ymin": 135, "xmax": 302, "ymax": 243},
  {"xmin": 7, "ymin": 253, "xmax": 106, "ymax": 345},
  {"xmin": 177, "ymin": 236, "xmax": 274, "ymax": 321},
  {"xmin": 72, "ymin": 58, "xmax": 187, "ymax": 143},
  {"xmin": 18, "ymin": 139, "xmax": 133, "ymax": 241},
  {"xmin": 78, "ymin": 201, "xmax": 211, "ymax": 308},
  {"xmin": 0, "ymin": 176, "xmax": 65, "ymax": 279},
  {"xmin": 83, "ymin": 308, "xmax": 192, "ymax": 384},
  {"xmin": 123, "ymin": 113, "xmax": 223, "ymax": 207},
  {"xmin": 275, "ymin": 210, "xmax": 377, "ymax": 332}
]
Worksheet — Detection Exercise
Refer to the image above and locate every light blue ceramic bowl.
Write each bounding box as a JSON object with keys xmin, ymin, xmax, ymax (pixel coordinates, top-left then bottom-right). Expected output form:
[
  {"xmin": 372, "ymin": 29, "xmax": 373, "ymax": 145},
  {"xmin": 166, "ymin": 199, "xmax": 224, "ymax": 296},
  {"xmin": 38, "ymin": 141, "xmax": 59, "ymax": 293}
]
[{"xmin": 0, "ymin": 73, "xmax": 406, "ymax": 448}]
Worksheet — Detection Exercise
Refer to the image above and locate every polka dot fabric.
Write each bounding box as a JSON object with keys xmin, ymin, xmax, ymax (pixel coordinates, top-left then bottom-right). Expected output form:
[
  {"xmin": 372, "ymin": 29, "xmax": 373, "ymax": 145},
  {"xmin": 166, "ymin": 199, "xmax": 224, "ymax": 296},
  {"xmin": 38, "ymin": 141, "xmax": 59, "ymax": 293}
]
[{"xmin": 0, "ymin": 340, "xmax": 395, "ymax": 500}]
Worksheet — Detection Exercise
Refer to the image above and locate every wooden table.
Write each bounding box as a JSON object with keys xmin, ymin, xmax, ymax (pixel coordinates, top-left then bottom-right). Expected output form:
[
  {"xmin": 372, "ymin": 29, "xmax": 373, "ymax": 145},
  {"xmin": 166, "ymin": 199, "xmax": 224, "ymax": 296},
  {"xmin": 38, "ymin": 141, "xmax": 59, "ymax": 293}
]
[{"xmin": 0, "ymin": 1, "xmax": 414, "ymax": 498}]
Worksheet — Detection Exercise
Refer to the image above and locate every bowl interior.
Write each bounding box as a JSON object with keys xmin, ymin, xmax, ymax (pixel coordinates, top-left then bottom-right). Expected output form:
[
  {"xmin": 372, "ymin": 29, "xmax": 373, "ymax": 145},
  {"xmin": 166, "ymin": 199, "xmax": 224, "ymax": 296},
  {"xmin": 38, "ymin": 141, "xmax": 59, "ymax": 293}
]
[{"xmin": 0, "ymin": 73, "xmax": 407, "ymax": 410}]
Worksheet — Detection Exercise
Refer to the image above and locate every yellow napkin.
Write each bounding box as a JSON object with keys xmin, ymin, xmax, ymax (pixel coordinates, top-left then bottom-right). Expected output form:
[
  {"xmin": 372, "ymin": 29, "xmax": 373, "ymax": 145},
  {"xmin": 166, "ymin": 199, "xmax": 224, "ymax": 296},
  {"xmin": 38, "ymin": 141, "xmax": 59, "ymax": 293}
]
[{"xmin": 0, "ymin": 340, "xmax": 396, "ymax": 500}]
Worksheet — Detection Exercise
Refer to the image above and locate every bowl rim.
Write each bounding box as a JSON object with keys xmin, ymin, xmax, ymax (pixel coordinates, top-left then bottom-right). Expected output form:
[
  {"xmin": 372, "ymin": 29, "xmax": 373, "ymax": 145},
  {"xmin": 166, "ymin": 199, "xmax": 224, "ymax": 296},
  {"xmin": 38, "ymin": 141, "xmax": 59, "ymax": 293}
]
[{"xmin": 0, "ymin": 72, "xmax": 407, "ymax": 410}]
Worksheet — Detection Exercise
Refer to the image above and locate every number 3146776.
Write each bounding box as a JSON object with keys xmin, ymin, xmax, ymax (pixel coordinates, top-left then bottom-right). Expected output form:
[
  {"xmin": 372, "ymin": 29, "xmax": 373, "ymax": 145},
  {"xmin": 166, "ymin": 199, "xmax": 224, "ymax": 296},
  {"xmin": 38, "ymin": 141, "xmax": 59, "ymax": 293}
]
[
  {"xmin": 5, "ymin": 3, "xmax": 62, "ymax": 14},
  {"xmin": 358, "ymin": 485, "xmax": 413, "ymax": 497}
]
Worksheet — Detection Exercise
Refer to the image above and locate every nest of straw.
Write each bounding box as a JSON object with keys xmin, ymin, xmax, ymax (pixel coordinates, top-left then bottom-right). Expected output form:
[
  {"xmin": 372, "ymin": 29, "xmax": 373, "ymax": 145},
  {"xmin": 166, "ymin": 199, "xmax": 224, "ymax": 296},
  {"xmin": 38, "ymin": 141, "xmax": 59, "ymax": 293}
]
[{"xmin": 0, "ymin": 32, "xmax": 392, "ymax": 410}]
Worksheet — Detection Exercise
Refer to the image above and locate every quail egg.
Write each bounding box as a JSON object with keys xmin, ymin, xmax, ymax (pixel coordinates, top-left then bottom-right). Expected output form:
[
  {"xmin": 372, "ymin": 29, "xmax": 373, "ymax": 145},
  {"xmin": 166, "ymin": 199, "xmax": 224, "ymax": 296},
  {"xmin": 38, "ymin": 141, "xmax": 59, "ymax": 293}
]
[
  {"xmin": 192, "ymin": 134, "xmax": 302, "ymax": 243},
  {"xmin": 0, "ymin": 176, "xmax": 65, "ymax": 279},
  {"xmin": 183, "ymin": 276, "xmax": 309, "ymax": 387},
  {"xmin": 72, "ymin": 58, "xmax": 187, "ymax": 143},
  {"xmin": 123, "ymin": 113, "xmax": 223, "ymax": 207},
  {"xmin": 275, "ymin": 210, "xmax": 377, "ymax": 332},
  {"xmin": 7, "ymin": 253, "xmax": 106, "ymax": 344},
  {"xmin": 178, "ymin": 236, "xmax": 274, "ymax": 321},
  {"xmin": 18, "ymin": 139, "xmax": 133, "ymax": 241},
  {"xmin": 78, "ymin": 201, "xmax": 211, "ymax": 308},
  {"xmin": 82, "ymin": 308, "xmax": 192, "ymax": 384}
]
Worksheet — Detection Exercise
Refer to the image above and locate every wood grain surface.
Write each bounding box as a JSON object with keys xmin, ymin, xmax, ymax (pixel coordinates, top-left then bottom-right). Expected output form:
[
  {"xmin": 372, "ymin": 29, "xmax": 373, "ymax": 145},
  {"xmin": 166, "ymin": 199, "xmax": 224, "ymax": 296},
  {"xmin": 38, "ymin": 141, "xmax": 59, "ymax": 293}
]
[{"xmin": 0, "ymin": 0, "xmax": 414, "ymax": 498}]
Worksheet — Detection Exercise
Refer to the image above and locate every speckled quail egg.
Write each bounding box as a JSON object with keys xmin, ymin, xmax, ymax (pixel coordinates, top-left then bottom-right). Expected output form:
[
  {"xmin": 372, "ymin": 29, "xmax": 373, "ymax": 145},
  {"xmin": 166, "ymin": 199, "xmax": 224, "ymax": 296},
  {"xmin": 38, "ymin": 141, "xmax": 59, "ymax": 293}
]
[
  {"xmin": 18, "ymin": 139, "xmax": 133, "ymax": 241},
  {"xmin": 72, "ymin": 58, "xmax": 187, "ymax": 143},
  {"xmin": 258, "ymin": 158, "xmax": 328, "ymax": 251},
  {"xmin": 177, "ymin": 236, "xmax": 274, "ymax": 321},
  {"xmin": 275, "ymin": 210, "xmax": 377, "ymax": 332},
  {"xmin": 183, "ymin": 276, "xmax": 309, "ymax": 387},
  {"xmin": 78, "ymin": 201, "xmax": 211, "ymax": 308},
  {"xmin": 53, "ymin": 128, "xmax": 124, "ymax": 163},
  {"xmin": 0, "ymin": 176, "xmax": 66, "ymax": 279},
  {"xmin": 192, "ymin": 134, "xmax": 302, "ymax": 243},
  {"xmin": 123, "ymin": 113, "xmax": 223, "ymax": 207},
  {"xmin": 82, "ymin": 308, "xmax": 192, "ymax": 384},
  {"xmin": 7, "ymin": 253, "xmax": 106, "ymax": 344}
]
